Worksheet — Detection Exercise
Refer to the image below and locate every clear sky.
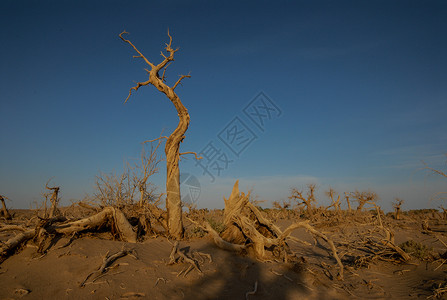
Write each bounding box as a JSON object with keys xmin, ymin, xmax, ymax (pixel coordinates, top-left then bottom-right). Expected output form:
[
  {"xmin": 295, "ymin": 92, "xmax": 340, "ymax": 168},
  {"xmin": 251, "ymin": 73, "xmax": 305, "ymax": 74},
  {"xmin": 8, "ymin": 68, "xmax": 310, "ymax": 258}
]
[{"xmin": 1, "ymin": 0, "xmax": 446, "ymax": 211}]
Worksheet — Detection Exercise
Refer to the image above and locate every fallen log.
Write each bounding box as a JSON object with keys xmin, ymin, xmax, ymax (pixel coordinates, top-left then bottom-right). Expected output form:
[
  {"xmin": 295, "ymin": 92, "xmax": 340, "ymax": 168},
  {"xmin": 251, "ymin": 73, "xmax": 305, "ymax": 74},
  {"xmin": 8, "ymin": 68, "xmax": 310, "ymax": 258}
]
[
  {"xmin": 0, "ymin": 229, "xmax": 34, "ymax": 259},
  {"xmin": 1, "ymin": 206, "xmax": 137, "ymax": 263},
  {"xmin": 50, "ymin": 206, "xmax": 136, "ymax": 243}
]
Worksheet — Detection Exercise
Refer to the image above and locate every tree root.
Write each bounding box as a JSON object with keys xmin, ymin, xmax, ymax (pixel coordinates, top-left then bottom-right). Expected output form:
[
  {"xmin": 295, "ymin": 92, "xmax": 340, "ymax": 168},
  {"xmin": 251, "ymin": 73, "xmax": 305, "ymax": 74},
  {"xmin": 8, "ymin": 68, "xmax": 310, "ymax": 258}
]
[
  {"xmin": 167, "ymin": 241, "xmax": 202, "ymax": 277},
  {"xmin": 203, "ymin": 181, "xmax": 345, "ymax": 280},
  {"xmin": 245, "ymin": 281, "xmax": 258, "ymax": 300},
  {"xmin": 80, "ymin": 248, "xmax": 137, "ymax": 287},
  {"xmin": 1, "ymin": 206, "xmax": 137, "ymax": 263}
]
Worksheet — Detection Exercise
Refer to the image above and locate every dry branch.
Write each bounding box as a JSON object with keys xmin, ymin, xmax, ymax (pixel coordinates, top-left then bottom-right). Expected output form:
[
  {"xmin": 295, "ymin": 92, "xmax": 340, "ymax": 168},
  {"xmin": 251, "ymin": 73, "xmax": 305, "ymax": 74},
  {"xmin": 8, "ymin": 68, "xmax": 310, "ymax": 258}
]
[
  {"xmin": 0, "ymin": 225, "xmax": 28, "ymax": 232},
  {"xmin": 371, "ymin": 203, "xmax": 410, "ymax": 261},
  {"xmin": 45, "ymin": 182, "xmax": 60, "ymax": 218},
  {"xmin": 423, "ymin": 159, "xmax": 447, "ymax": 179},
  {"xmin": 279, "ymin": 221, "xmax": 344, "ymax": 279},
  {"xmin": 81, "ymin": 248, "xmax": 136, "ymax": 287}
]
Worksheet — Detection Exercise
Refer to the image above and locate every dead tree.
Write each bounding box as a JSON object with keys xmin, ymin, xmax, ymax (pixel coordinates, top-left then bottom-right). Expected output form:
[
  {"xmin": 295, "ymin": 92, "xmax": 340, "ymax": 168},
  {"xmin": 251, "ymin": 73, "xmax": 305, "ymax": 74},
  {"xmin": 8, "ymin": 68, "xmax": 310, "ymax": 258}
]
[
  {"xmin": 0, "ymin": 195, "xmax": 12, "ymax": 220},
  {"xmin": 393, "ymin": 198, "xmax": 404, "ymax": 220},
  {"xmin": 120, "ymin": 31, "xmax": 199, "ymax": 239},
  {"xmin": 344, "ymin": 192, "xmax": 352, "ymax": 212},
  {"xmin": 351, "ymin": 190, "xmax": 378, "ymax": 212},
  {"xmin": 130, "ymin": 140, "xmax": 162, "ymax": 207},
  {"xmin": 289, "ymin": 183, "xmax": 317, "ymax": 217},
  {"xmin": 326, "ymin": 187, "xmax": 341, "ymax": 212},
  {"xmin": 45, "ymin": 181, "xmax": 60, "ymax": 218},
  {"xmin": 191, "ymin": 181, "xmax": 344, "ymax": 279},
  {"xmin": 1, "ymin": 206, "xmax": 137, "ymax": 261}
]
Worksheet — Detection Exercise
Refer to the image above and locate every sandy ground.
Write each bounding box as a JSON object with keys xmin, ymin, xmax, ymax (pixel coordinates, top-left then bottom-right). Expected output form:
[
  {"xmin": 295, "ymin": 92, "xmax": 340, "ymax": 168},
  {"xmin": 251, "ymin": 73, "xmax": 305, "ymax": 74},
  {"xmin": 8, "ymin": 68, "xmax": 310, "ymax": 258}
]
[{"xmin": 1, "ymin": 209, "xmax": 447, "ymax": 299}]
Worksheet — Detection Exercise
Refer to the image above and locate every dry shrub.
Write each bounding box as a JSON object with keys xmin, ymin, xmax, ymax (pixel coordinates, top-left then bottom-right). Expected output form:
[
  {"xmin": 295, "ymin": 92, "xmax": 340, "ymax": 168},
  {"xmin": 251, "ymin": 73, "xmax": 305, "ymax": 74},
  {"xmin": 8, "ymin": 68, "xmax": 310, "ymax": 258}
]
[
  {"xmin": 93, "ymin": 143, "xmax": 161, "ymax": 207},
  {"xmin": 399, "ymin": 240, "xmax": 433, "ymax": 260}
]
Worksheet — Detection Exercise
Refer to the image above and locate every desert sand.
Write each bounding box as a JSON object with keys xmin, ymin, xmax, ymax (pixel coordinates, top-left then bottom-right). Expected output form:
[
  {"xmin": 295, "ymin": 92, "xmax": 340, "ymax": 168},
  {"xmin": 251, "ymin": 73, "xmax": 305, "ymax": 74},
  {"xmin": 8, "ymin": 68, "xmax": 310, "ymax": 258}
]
[{"xmin": 1, "ymin": 205, "xmax": 447, "ymax": 300}]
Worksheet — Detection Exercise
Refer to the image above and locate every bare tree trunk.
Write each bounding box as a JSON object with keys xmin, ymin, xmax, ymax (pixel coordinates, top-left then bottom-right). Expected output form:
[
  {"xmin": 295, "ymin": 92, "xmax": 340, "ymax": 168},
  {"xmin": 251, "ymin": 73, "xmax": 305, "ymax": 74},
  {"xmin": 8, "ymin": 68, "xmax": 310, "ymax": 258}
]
[
  {"xmin": 357, "ymin": 201, "xmax": 366, "ymax": 212},
  {"xmin": 164, "ymin": 94, "xmax": 189, "ymax": 239},
  {"xmin": 345, "ymin": 193, "xmax": 352, "ymax": 212},
  {"xmin": 220, "ymin": 180, "xmax": 248, "ymax": 244},
  {"xmin": 393, "ymin": 198, "xmax": 404, "ymax": 220},
  {"xmin": 394, "ymin": 207, "xmax": 400, "ymax": 220},
  {"xmin": 0, "ymin": 196, "xmax": 12, "ymax": 220},
  {"xmin": 139, "ymin": 187, "xmax": 144, "ymax": 207},
  {"xmin": 120, "ymin": 31, "xmax": 194, "ymax": 239},
  {"xmin": 48, "ymin": 187, "xmax": 60, "ymax": 218},
  {"xmin": 305, "ymin": 200, "xmax": 313, "ymax": 217}
]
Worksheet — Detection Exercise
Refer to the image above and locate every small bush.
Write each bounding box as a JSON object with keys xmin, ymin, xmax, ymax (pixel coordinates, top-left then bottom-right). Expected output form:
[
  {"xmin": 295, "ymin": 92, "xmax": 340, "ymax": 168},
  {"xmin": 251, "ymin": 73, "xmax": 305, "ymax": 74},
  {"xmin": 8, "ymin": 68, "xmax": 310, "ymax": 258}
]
[
  {"xmin": 399, "ymin": 240, "xmax": 432, "ymax": 260},
  {"xmin": 191, "ymin": 226, "xmax": 206, "ymax": 238},
  {"xmin": 206, "ymin": 217, "xmax": 225, "ymax": 234}
]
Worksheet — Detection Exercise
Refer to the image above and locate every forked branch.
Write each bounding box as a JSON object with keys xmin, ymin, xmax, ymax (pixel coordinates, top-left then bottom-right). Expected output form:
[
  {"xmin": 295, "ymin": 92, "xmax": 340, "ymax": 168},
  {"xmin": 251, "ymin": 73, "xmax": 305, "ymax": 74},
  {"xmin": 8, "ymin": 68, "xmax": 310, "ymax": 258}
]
[
  {"xmin": 173, "ymin": 74, "xmax": 191, "ymax": 90},
  {"xmin": 119, "ymin": 31, "xmax": 155, "ymax": 68}
]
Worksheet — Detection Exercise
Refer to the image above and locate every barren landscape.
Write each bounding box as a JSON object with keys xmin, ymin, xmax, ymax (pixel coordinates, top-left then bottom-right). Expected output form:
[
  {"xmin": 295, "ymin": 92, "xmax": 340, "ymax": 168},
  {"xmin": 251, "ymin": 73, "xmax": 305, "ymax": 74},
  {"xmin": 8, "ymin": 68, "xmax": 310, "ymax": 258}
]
[
  {"xmin": 1, "ymin": 183, "xmax": 447, "ymax": 300},
  {"xmin": 1, "ymin": 2, "xmax": 446, "ymax": 300}
]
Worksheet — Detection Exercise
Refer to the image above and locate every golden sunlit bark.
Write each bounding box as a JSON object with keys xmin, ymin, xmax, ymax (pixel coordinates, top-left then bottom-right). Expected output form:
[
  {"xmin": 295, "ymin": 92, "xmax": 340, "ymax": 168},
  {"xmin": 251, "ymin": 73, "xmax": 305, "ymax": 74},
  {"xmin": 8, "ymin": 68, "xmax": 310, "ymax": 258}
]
[{"xmin": 120, "ymin": 31, "xmax": 196, "ymax": 239}]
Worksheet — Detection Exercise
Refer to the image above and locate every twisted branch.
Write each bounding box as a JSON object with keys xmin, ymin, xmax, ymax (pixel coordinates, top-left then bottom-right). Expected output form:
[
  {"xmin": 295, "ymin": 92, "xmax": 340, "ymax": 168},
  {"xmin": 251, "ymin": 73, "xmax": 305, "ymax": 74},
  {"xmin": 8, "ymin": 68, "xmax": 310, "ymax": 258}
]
[{"xmin": 179, "ymin": 151, "xmax": 202, "ymax": 160}]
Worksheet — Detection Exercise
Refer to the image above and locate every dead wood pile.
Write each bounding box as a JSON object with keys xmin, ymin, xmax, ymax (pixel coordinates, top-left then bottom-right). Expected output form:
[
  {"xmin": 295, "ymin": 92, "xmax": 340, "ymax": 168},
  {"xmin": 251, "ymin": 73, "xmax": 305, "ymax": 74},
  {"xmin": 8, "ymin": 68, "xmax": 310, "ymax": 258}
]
[
  {"xmin": 0, "ymin": 206, "xmax": 137, "ymax": 262},
  {"xmin": 192, "ymin": 180, "xmax": 344, "ymax": 280}
]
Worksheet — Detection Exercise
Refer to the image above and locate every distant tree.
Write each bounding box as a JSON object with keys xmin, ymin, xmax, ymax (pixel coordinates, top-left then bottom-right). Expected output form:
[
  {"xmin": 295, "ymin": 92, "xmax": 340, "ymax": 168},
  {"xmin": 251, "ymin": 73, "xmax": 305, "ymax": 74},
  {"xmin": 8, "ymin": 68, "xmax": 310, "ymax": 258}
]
[
  {"xmin": 45, "ymin": 179, "xmax": 60, "ymax": 218},
  {"xmin": 326, "ymin": 187, "xmax": 341, "ymax": 212},
  {"xmin": 350, "ymin": 190, "xmax": 378, "ymax": 212},
  {"xmin": 289, "ymin": 183, "xmax": 317, "ymax": 217},
  {"xmin": 393, "ymin": 197, "xmax": 404, "ymax": 220},
  {"xmin": 343, "ymin": 192, "xmax": 352, "ymax": 213},
  {"xmin": 119, "ymin": 31, "xmax": 200, "ymax": 239}
]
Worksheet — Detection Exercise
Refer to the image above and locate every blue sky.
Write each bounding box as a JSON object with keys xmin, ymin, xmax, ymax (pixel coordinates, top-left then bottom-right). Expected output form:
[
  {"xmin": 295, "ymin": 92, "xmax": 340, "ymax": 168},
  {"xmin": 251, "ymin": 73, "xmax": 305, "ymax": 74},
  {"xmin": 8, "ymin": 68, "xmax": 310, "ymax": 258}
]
[{"xmin": 1, "ymin": 0, "xmax": 446, "ymax": 211}]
